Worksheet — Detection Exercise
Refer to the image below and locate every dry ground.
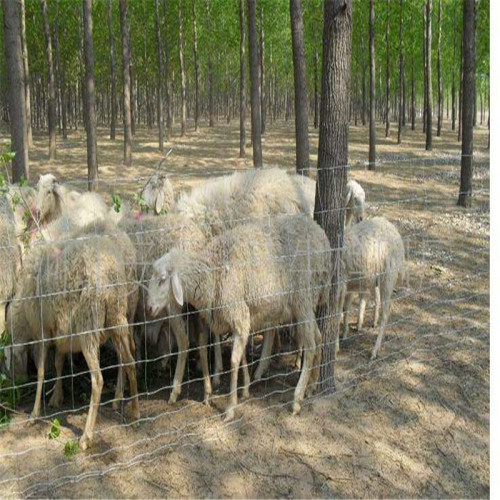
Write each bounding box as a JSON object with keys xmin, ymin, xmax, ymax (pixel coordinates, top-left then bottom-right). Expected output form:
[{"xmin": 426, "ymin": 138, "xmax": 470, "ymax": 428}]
[{"xmin": 0, "ymin": 117, "xmax": 490, "ymax": 498}]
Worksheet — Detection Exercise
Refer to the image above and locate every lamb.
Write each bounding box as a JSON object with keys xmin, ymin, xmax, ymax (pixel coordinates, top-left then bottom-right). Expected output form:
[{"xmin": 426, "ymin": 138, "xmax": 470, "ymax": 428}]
[
  {"xmin": 0, "ymin": 195, "xmax": 22, "ymax": 337},
  {"xmin": 337, "ymin": 217, "xmax": 406, "ymax": 360},
  {"xmin": 6, "ymin": 221, "xmax": 140, "ymax": 450},
  {"xmin": 139, "ymin": 173, "xmax": 175, "ymax": 214},
  {"xmin": 345, "ymin": 179, "xmax": 366, "ymax": 226},
  {"xmin": 147, "ymin": 214, "xmax": 332, "ymax": 420}
]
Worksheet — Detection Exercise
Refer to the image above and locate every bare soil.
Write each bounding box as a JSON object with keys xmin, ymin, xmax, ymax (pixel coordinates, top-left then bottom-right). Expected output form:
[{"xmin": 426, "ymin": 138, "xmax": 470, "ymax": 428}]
[{"xmin": 0, "ymin": 118, "xmax": 489, "ymax": 498}]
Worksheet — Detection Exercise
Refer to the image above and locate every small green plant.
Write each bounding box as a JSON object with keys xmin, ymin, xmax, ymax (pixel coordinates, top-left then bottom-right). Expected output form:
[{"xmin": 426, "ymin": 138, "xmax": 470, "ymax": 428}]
[
  {"xmin": 19, "ymin": 175, "xmax": 27, "ymax": 187},
  {"xmin": 48, "ymin": 418, "xmax": 61, "ymax": 440},
  {"xmin": 0, "ymin": 370, "xmax": 21, "ymax": 430},
  {"xmin": 64, "ymin": 439, "xmax": 79, "ymax": 457},
  {"xmin": 0, "ymin": 173, "xmax": 8, "ymax": 195},
  {"xmin": 133, "ymin": 192, "xmax": 147, "ymax": 212},
  {"xmin": 112, "ymin": 194, "xmax": 122, "ymax": 213}
]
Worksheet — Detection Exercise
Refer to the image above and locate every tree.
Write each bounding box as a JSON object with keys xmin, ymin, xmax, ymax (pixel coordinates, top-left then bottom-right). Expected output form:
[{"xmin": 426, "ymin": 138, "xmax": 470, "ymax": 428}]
[
  {"xmin": 425, "ymin": 0, "xmax": 432, "ymax": 150},
  {"xmin": 83, "ymin": 0, "xmax": 98, "ymax": 190},
  {"xmin": 436, "ymin": 0, "xmax": 443, "ymax": 137},
  {"xmin": 384, "ymin": 0, "xmax": 390, "ymax": 138},
  {"xmin": 247, "ymin": 0, "xmax": 262, "ymax": 168},
  {"xmin": 290, "ymin": 0, "xmax": 310, "ymax": 176},
  {"xmin": 260, "ymin": 6, "xmax": 266, "ymax": 135},
  {"xmin": 314, "ymin": 0, "xmax": 352, "ymax": 391},
  {"xmin": 41, "ymin": 0, "xmax": 57, "ymax": 160},
  {"xmin": 107, "ymin": 0, "xmax": 117, "ymax": 140},
  {"xmin": 154, "ymin": 0, "xmax": 164, "ymax": 150},
  {"xmin": 397, "ymin": 0, "xmax": 403, "ymax": 144},
  {"xmin": 239, "ymin": 0, "xmax": 246, "ymax": 158},
  {"xmin": 368, "ymin": 0, "xmax": 376, "ymax": 170},
  {"xmin": 2, "ymin": 0, "xmax": 29, "ymax": 181},
  {"xmin": 119, "ymin": 0, "xmax": 132, "ymax": 166},
  {"xmin": 20, "ymin": 0, "xmax": 32, "ymax": 148},
  {"xmin": 193, "ymin": 0, "xmax": 200, "ymax": 132},
  {"xmin": 457, "ymin": 0, "xmax": 475, "ymax": 208},
  {"xmin": 178, "ymin": 0, "xmax": 187, "ymax": 137}
]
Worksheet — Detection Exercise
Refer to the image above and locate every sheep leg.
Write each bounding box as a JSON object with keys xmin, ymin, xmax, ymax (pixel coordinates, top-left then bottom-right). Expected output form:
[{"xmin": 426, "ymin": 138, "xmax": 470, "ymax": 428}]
[
  {"xmin": 371, "ymin": 277, "xmax": 395, "ymax": 360},
  {"xmin": 119, "ymin": 334, "xmax": 140, "ymax": 421},
  {"xmin": 336, "ymin": 285, "xmax": 346, "ymax": 354},
  {"xmin": 306, "ymin": 323, "xmax": 323, "ymax": 397},
  {"xmin": 30, "ymin": 342, "xmax": 47, "ymax": 421},
  {"xmin": 373, "ymin": 286, "xmax": 381, "ymax": 327},
  {"xmin": 0, "ymin": 303, "xmax": 5, "ymax": 335},
  {"xmin": 169, "ymin": 316, "xmax": 189, "ymax": 404},
  {"xmin": 343, "ymin": 292, "xmax": 354, "ymax": 339},
  {"xmin": 292, "ymin": 321, "xmax": 316, "ymax": 416},
  {"xmin": 225, "ymin": 311, "xmax": 250, "ymax": 422},
  {"xmin": 80, "ymin": 343, "xmax": 103, "ymax": 451},
  {"xmin": 254, "ymin": 330, "xmax": 275, "ymax": 381},
  {"xmin": 212, "ymin": 332, "xmax": 223, "ymax": 389},
  {"xmin": 48, "ymin": 350, "xmax": 65, "ymax": 408},
  {"xmin": 241, "ymin": 349, "xmax": 250, "ymax": 400},
  {"xmin": 294, "ymin": 327, "xmax": 303, "ymax": 371},
  {"xmin": 198, "ymin": 325, "xmax": 212, "ymax": 404},
  {"xmin": 357, "ymin": 292, "xmax": 367, "ymax": 331}
]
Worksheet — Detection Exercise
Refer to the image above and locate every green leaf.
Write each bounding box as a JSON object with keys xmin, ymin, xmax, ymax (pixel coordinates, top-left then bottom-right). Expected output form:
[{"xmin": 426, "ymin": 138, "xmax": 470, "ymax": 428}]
[
  {"xmin": 64, "ymin": 439, "xmax": 79, "ymax": 457},
  {"xmin": 49, "ymin": 418, "xmax": 61, "ymax": 440},
  {"xmin": 112, "ymin": 194, "xmax": 122, "ymax": 213}
]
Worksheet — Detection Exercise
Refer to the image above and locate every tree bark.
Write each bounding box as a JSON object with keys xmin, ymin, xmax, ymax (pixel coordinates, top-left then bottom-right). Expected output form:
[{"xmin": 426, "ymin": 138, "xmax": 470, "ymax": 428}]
[
  {"xmin": 314, "ymin": 35, "xmax": 319, "ymax": 129},
  {"xmin": 260, "ymin": 6, "xmax": 266, "ymax": 135},
  {"xmin": 20, "ymin": 0, "xmax": 32, "ymax": 147},
  {"xmin": 314, "ymin": 0, "xmax": 352, "ymax": 391},
  {"xmin": 2, "ymin": 0, "xmax": 29, "ymax": 181},
  {"xmin": 54, "ymin": 21, "xmax": 67, "ymax": 140},
  {"xmin": 457, "ymin": 0, "xmax": 475, "ymax": 207},
  {"xmin": 247, "ymin": 0, "xmax": 262, "ymax": 167},
  {"xmin": 193, "ymin": 0, "xmax": 200, "ymax": 132},
  {"xmin": 40, "ymin": 0, "xmax": 57, "ymax": 160},
  {"xmin": 384, "ymin": 0, "xmax": 390, "ymax": 138},
  {"xmin": 119, "ymin": 0, "xmax": 132, "ymax": 166},
  {"xmin": 452, "ymin": 8, "xmax": 457, "ymax": 131},
  {"xmin": 83, "ymin": 0, "xmax": 98, "ymax": 190},
  {"xmin": 290, "ymin": 0, "xmax": 310, "ymax": 176},
  {"xmin": 154, "ymin": 0, "xmax": 164, "ymax": 150},
  {"xmin": 397, "ymin": 0, "xmax": 403, "ymax": 144},
  {"xmin": 425, "ymin": 0, "xmax": 433, "ymax": 150},
  {"xmin": 368, "ymin": 0, "xmax": 376, "ymax": 169},
  {"xmin": 437, "ymin": 0, "xmax": 442, "ymax": 137},
  {"xmin": 162, "ymin": 0, "xmax": 172, "ymax": 137},
  {"xmin": 178, "ymin": 0, "xmax": 187, "ymax": 137},
  {"xmin": 107, "ymin": 0, "xmax": 117, "ymax": 140},
  {"xmin": 239, "ymin": 0, "xmax": 246, "ymax": 157}
]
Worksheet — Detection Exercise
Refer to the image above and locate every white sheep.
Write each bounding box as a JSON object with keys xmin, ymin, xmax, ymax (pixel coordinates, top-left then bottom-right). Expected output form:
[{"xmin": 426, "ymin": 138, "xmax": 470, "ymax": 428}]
[
  {"xmin": 338, "ymin": 216, "xmax": 406, "ymax": 360},
  {"xmin": 6, "ymin": 221, "xmax": 140, "ymax": 450},
  {"xmin": 345, "ymin": 179, "xmax": 366, "ymax": 226},
  {"xmin": 140, "ymin": 173, "xmax": 175, "ymax": 214},
  {"xmin": 35, "ymin": 174, "xmax": 81, "ymax": 224},
  {"xmin": 147, "ymin": 214, "xmax": 332, "ymax": 420}
]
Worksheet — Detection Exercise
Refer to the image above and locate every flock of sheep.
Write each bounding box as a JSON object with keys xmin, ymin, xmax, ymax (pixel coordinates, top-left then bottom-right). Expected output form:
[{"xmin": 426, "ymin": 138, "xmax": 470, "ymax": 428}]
[{"xmin": 0, "ymin": 166, "xmax": 406, "ymax": 450}]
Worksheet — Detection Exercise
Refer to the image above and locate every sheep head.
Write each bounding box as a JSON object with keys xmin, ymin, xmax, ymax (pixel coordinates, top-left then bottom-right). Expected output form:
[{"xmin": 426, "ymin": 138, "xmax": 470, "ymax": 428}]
[
  {"xmin": 346, "ymin": 180, "xmax": 366, "ymax": 224},
  {"xmin": 140, "ymin": 173, "xmax": 168, "ymax": 215},
  {"xmin": 35, "ymin": 174, "xmax": 64, "ymax": 224}
]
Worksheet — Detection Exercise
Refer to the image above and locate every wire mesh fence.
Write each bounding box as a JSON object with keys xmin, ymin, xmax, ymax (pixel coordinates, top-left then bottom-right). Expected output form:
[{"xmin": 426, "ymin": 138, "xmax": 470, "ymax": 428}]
[{"xmin": 0, "ymin": 153, "xmax": 489, "ymax": 497}]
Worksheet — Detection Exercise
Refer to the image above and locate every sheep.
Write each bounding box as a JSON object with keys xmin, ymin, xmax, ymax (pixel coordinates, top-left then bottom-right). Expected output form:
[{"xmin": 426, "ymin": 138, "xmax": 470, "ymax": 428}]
[
  {"xmin": 345, "ymin": 179, "xmax": 366, "ymax": 226},
  {"xmin": 35, "ymin": 174, "xmax": 81, "ymax": 224},
  {"xmin": 139, "ymin": 173, "xmax": 175, "ymax": 214},
  {"xmin": 147, "ymin": 214, "xmax": 332, "ymax": 420},
  {"xmin": 0, "ymin": 195, "xmax": 22, "ymax": 338},
  {"xmin": 6, "ymin": 221, "xmax": 140, "ymax": 450},
  {"xmin": 337, "ymin": 217, "xmax": 406, "ymax": 360}
]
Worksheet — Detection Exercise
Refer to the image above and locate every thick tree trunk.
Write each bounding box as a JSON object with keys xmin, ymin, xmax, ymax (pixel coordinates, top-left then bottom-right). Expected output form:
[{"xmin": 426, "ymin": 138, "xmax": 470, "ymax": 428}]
[
  {"xmin": 247, "ymin": 0, "xmax": 262, "ymax": 167},
  {"xmin": 260, "ymin": 6, "xmax": 266, "ymax": 135},
  {"xmin": 437, "ymin": 0, "xmax": 442, "ymax": 137},
  {"xmin": 83, "ymin": 0, "xmax": 98, "ymax": 190},
  {"xmin": 2, "ymin": 0, "xmax": 29, "ymax": 181},
  {"xmin": 178, "ymin": 0, "xmax": 187, "ymax": 137},
  {"xmin": 384, "ymin": 0, "xmax": 390, "ymax": 138},
  {"xmin": 193, "ymin": 0, "xmax": 200, "ymax": 132},
  {"xmin": 457, "ymin": 0, "xmax": 475, "ymax": 207},
  {"xmin": 107, "ymin": 0, "xmax": 117, "ymax": 140},
  {"xmin": 20, "ymin": 0, "xmax": 32, "ymax": 147},
  {"xmin": 423, "ymin": 5, "xmax": 426, "ymax": 134},
  {"xmin": 314, "ymin": 0, "xmax": 352, "ymax": 391},
  {"xmin": 154, "ymin": 0, "xmax": 164, "ymax": 150},
  {"xmin": 425, "ymin": 0, "xmax": 433, "ymax": 150},
  {"xmin": 290, "ymin": 0, "xmax": 310, "ymax": 176},
  {"xmin": 119, "ymin": 0, "xmax": 132, "ymax": 166},
  {"xmin": 239, "ymin": 0, "xmax": 246, "ymax": 157},
  {"xmin": 368, "ymin": 0, "xmax": 376, "ymax": 170},
  {"xmin": 41, "ymin": 0, "xmax": 57, "ymax": 160}
]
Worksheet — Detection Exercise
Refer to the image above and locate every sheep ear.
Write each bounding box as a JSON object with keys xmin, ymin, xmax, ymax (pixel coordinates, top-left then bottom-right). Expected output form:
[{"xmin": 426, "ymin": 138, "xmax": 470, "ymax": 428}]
[
  {"xmin": 155, "ymin": 189, "xmax": 165, "ymax": 214},
  {"xmin": 171, "ymin": 273, "xmax": 184, "ymax": 306}
]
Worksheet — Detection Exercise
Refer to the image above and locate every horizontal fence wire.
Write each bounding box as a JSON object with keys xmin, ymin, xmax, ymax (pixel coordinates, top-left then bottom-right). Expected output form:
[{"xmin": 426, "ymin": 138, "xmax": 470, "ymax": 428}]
[{"xmin": 0, "ymin": 153, "xmax": 489, "ymax": 497}]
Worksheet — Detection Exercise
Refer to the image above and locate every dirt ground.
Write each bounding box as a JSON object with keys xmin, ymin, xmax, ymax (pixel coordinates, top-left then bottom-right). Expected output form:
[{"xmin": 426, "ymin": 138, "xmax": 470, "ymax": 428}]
[{"xmin": 0, "ymin": 117, "xmax": 489, "ymax": 498}]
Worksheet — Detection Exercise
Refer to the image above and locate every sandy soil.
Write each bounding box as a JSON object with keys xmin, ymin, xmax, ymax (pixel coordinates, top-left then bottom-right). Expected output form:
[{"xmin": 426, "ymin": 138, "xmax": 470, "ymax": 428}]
[{"xmin": 0, "ymin": 117, "xmax": 489, "ymax": 498}]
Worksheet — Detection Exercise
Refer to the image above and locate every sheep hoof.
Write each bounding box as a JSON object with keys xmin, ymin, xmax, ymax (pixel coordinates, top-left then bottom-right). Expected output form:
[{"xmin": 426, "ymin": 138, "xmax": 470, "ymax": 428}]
[
  {"xmin": 223, "ymin": 407, "xmax": 235, "ymax": 422},
  {"xmin": 28, "ymin": 414, "xmax": 38, "ymax": 426},
  {"xmin": 79, "ymin": 434, "xmax": 92, "ymax": 451},
  {"xmin": 241, "ymin": 389, "xmax": 250, "ymax": 401},
  {"xmin": 253, "ymin": 370, "xmax": 263, "ymax": 381},
  {"xmin": 168, "ymin": 392, "xmax": 179, "ymax": 404},
  {"xmin": 212, "ymin": 375, "xmax": 221, "ymax": 389},
  {"xmin": 370, "ymin": 350, "xmax": 378, "ymax": 361},
  {"xmin": 49, "ymin": 391, "xmax": 64, "ymax": 409},
  {"xmin": 112, "ymin": 399, "xmax": 121, "ymax": 412},
  {"xmin": 292, "ymin": 402, "xmax": 301, "ymax": 416}
]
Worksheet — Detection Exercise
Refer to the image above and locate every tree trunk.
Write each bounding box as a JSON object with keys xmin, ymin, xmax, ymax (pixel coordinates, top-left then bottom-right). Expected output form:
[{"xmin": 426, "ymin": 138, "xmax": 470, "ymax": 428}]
[
  {"xmin": 458, "ymin": 40, "xmax": 463, "ymax": 141},
  {"xmin": 193, "ymin": 0, "xmax": 200, "ymax": 132},
  {"xmin": 20, "ymin": 0, "xmax": 32, "ymax": 147},
  {"xmin": 368, "ymin": 0, "xmax": 376, "ymax": 169},
  {"xmin": 314, "ymin": 0, "xmax": 352, "ymax": 391},
  {"xmin": 247, "ymin": 0, "xmax": 262, "ymax": 167},
  {"xmin": 41, "ymin": 0, "xmax": 56, "ymax": 160},
  {"xmin": 452, "ymin": 9, "xmax": 457, "ymax": 131},
  {"xmin": 83, "ymin": 0, "xmax": 98, "ymax": 190},
  {"xmin": 422, "ymin": 5, "xmax": 426, "ymax": 134},
  {"xmin": 239, "ymin": 0, "xmax": 246, "ymax": 157},
  {"xmin": 107, "ymin": 0, "xmax": 117, "ymax": 140},
  {"xmin": 260, "ymin": 6, "xmax": 266, "ymax": 135},
  {"xmin": 457, "ymin": 0, "xmax": 475, "ymax": 207},
  {"xmin": 361, "ymin": 34, "xmax": 366, "ymax": 126},
  {"xmin": 425, "ymin": 0, "xmax": 433, "ymax": 150},
  {"xmin": 129, "ymin": 31, "xmax": 135, "ymax": 136},
  {"xmin": 384, "ymin": 0, "xmax": 390, "ymax": 138},
  {"xmin": 54, "ymin": 21, "xmax": 67, "ymax": 140},
  {"xmin": 154, "ymin": 0, "xmax": 164, "ymax": 150},
  {"xmin": 411, "ymin": 55, "xmax": 415, "ymax": 130},
  {"xmin": 119, "ymin": 0, "xmax": 132, "ymax": 166},
  {"xmin": 178, "ymin": 0, "xmax": 187, "ymax": 137},
  {"xmin": 162, "ymin": 0, "xmax": 172, "ymax": 137},
  {"xmin": 2, "ymin": 0, "xmax": 29, "ymax": 181},
  {"xmin": 290, "ymin": 0, "xmax": 310, "ymax": 176},
  {"xmin": 314, "ymin": 35, "xmax": 319, "ymax": 129},
  {"xmin": 397, "ymin": 0, "xmax": 403, "ymax": 144},
  {"xmin": 437, "ymin": 0, "xmax": 442, "ymax": 137}
]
